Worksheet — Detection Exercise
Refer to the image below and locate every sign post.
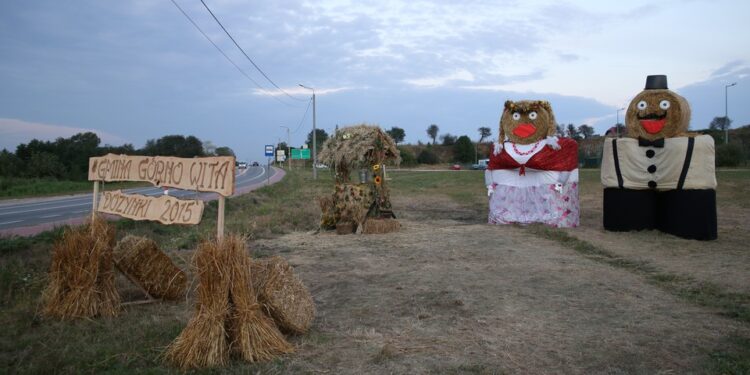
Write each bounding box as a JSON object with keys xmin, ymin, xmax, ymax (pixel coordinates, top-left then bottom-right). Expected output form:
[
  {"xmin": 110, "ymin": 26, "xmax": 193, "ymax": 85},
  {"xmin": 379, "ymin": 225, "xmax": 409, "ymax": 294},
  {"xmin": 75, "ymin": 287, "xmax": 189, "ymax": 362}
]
[{"xmin": 265, "ymin": 145, "xmax": 274, "ymax": 186}]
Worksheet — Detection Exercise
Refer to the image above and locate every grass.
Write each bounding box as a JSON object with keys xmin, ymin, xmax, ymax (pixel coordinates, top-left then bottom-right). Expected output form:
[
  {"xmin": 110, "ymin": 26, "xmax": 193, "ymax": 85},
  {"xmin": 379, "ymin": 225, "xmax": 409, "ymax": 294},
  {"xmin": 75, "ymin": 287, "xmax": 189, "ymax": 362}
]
[
  {"xmin": 1, "ymin": 167, "xmax": 749, "ymax": 373},
  {"xmin": 0, "ymin": 177, "xmax": 146, "ymax": 200}
]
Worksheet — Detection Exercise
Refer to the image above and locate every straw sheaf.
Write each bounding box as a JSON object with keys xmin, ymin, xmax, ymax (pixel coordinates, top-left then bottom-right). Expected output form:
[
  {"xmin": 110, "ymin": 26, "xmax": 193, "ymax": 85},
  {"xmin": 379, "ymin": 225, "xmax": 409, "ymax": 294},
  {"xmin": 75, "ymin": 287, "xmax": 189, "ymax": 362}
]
[
  {"xmin": 165, "ymin": 236, "xmax": 231, "ymax": 370},
  {"xmin": 361, "ymin": 218, "xmax": 401, "ymax": 234},
  {"xmin": 500, "ymin": 100, "xmax": 556, "ymax": 145},
  {"xmin": 250, "ymin": 256, "xmax": 316, "ymax": 335},
  {"xmin": 42, "ymin": 216, "xmax": 120, "ymax": 319},
  {"xmin": 113, "ymin": 235, "xmax": 187, "ymax": 300},
  {"xmin": 318, "ymin": 124, "xmax": 401, "ymax": 174},
  {"xmin": 625, "ymin": 89, "xmax": 691, "ymax": 140}
]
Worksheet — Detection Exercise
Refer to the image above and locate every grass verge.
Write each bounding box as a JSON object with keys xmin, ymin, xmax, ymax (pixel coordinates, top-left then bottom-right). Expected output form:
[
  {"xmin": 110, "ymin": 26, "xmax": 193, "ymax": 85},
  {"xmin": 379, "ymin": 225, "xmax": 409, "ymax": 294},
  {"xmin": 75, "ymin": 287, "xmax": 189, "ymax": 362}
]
[{"xmin": 0, "ymin": 177, "xmax": 147, "ymax": 200}]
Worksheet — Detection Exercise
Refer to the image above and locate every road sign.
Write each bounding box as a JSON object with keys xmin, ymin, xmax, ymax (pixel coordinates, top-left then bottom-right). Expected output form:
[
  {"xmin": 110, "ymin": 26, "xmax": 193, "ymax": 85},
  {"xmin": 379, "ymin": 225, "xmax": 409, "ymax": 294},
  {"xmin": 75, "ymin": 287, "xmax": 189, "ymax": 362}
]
[
  {"xmin": 265, "ymin": 145, "xmax": 274, "ymax": 157},
  {"xmin": 291, "ymin": 149, "xmax": 311, "ymax": 160}
]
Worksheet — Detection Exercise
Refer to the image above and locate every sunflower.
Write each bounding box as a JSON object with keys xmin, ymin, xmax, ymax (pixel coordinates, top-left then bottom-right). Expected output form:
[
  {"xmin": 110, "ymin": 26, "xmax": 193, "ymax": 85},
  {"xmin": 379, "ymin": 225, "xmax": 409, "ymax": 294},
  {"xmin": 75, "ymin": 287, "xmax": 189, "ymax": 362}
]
[
  {"xmin": 372, "ymin": 164, "xmax": 380, "ymax": 172},
  {"xmin": 374, "ymin": 176, "xmax": 382, "ymax": 185}
]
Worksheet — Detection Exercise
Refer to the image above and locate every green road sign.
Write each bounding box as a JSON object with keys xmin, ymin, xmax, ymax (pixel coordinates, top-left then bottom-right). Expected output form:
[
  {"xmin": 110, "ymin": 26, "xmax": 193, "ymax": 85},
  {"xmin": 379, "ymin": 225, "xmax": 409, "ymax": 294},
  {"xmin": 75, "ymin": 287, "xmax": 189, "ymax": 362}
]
[{"xmin": 291, "ymin": 149, "xmax": 311, "ymax": 160}]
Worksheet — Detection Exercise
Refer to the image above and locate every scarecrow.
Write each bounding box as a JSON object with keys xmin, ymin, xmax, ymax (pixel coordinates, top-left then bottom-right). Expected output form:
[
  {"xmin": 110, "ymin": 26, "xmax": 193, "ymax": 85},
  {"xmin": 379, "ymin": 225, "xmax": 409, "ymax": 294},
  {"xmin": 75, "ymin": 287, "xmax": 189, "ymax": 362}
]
[
  {"xmin": 601, "ymin": 75, "xmax": 717, "ymax": 240},
  {"xmin": 485, "ymin": 100, "xmax": 579, "ymax": 227},
  {"xmin": 318, "ymin": 124, "xmax": 401, "ymax": 234}
]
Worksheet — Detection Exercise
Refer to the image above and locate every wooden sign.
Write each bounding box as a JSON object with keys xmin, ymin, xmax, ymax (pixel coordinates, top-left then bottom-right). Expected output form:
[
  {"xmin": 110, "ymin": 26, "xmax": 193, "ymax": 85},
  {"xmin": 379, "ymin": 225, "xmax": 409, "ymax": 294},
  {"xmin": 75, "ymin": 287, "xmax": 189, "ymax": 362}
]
[
  {"xmin": 88, "ymin": 154, "xmax": 235, "ymax": 197},
  {"xmin": 97, "ymin": 190, "xmax": 204, "ymax": 225}
]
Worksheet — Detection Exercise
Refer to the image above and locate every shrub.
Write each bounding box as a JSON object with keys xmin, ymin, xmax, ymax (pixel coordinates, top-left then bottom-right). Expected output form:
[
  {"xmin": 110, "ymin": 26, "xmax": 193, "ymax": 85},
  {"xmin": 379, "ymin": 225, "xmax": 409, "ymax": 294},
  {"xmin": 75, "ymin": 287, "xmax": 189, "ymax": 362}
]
[
  {"xmin": 716, "ymin": 143, "xmax": 744, "ymax": 167},
  {"xmin": 397, "ymin": 146, "xmax": 417, "ymax": 167},
  {"xmin": 417, "ymin": 148, "xmax": 438, "ymax": 164}
]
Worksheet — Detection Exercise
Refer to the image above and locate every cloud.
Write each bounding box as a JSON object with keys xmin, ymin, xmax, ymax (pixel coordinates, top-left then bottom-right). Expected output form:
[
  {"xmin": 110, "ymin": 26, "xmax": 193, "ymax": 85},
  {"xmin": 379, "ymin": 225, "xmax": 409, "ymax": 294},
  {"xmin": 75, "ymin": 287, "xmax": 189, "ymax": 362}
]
[
  {"xmin": 404, "ymin": 69, "xmax": 475, "ymax": 88},
  {"xmin": 251, "ymin": 86, "xmax": 356, "ymax": 97},
  {"xmin": 0, "ymin": 118, "xmax": 129, "ymax": 151}
]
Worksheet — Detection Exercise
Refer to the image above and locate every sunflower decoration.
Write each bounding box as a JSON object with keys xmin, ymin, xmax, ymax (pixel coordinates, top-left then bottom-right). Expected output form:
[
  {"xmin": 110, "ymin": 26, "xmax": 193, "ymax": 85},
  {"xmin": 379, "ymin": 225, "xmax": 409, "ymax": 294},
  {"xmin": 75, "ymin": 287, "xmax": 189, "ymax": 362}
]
[
  {"xmin": 372, "ymin": 164, "xmax": 380, "ymax": 172},
  {"xmin": 374, "ymin": 176, "xmax": 382, "ymax": 185}
]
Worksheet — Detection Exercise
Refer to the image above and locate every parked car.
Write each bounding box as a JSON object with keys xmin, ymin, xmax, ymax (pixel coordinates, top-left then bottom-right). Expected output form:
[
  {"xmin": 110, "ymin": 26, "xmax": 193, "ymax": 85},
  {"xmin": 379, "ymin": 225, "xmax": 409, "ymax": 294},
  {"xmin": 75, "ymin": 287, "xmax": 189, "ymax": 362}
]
[
  {"xmin": 471, "ymin": 159, "xmax": 489, "ymax": 170},
  {"xmin": 251, "ymin": 161, "xmax": 259, "ymax": 166},
  {"xmin": 450, "ymin": 164, "xmax": 462, "ymax": 170}
]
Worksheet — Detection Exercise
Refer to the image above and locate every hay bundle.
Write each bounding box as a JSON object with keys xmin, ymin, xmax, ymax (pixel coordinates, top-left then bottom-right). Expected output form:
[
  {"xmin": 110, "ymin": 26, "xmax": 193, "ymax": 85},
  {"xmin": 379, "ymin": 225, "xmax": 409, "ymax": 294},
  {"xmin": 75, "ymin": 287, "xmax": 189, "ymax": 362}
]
[
  {"xmin": 165, "ymin": 237, "xmax": 231, "ymax": 369},
  {"xmin": 318, "ymin": 125, "xmax": 401, "ymax": 179},
  {"xmin": 166, "ymin": 235, "xmax": 292, "ymax": 370},
  {"xmin": 252, "ymin": 256, "xmax": 315, "ymax": 335},
  {"xmin": 362, "ymin": 218, "xmax": 401, "ymax": 234},
  {"xmin": 42, "ymin": 216, "xmax": 120, "ymax": 319},
  {"xmin": 113, "ymin": 235, "xmax": 187, "ymax": 300},
  {"xmin": 224, "ymin": 235, "xmax": 293, "ymax": 362}
]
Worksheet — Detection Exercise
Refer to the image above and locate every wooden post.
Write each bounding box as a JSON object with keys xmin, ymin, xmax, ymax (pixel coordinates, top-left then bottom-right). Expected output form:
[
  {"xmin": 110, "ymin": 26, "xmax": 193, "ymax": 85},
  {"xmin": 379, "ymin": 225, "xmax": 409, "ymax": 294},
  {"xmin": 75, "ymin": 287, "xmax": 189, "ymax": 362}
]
[
  {"xmin": 92, "ymin": 181, "xmax": 100, "ymax": 221},
  {"xmin": 217, "ymin": 195, "xmax": 225, "ymax": 241}
]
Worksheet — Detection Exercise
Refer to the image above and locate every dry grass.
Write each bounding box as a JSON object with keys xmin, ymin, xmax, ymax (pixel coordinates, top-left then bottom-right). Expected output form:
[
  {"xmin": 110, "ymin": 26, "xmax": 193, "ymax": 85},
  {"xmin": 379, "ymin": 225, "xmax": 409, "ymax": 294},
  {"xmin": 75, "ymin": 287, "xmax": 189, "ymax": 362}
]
[
  {"xmin": 41, "ymin": 216, "xmax": 120, "ymax": 319},
  {"xmin": 361, "ymin": 218, "xmax": 401, "ymax": 234},
  {"xmin": 251, "ymin": 256, "xmax": 315, "ymax": 335},
  {"xmin": 113, "ymin": 235, "xmax": 187, "ymax": 300}
]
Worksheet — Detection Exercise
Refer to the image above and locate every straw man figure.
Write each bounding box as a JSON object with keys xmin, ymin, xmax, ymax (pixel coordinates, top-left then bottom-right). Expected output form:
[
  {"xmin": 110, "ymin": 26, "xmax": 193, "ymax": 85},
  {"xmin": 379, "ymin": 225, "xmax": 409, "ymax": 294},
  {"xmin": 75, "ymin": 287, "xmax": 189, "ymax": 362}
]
[
  {"xmin": 601, "ymin": 75, "xmax": 717, "ymax": 240},
  {"xmin": 485, "ymin": 100, "xmax": 579, "ymax": 227}
]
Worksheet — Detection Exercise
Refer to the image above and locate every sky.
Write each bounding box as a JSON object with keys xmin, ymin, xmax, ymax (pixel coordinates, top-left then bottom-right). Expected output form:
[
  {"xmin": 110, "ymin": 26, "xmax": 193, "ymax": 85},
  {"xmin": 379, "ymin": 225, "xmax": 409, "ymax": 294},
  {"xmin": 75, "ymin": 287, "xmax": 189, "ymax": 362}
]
[{"xmin": 1, "ymin": 0, "xmax": 749, "ymax": 162}]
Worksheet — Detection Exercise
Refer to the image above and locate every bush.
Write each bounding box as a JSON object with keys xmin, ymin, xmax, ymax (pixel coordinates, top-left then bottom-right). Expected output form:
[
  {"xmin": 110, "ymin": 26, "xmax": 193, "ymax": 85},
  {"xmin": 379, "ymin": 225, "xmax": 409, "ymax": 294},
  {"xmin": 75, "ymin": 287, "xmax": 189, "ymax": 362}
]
[
  {"xmin": 453, "ymin": 136, "xmax": 474, "ymax": 163},
  {"xmin": 417, "ymin": 148, "xmax": 438, "ymax": 164},
  {"xmin": 716, "ymin": 143, "xmax": 745, "ymax": 167},
  {"xmin": 398, "ymin": 146, "xmax": 417, "ymax": 167}
]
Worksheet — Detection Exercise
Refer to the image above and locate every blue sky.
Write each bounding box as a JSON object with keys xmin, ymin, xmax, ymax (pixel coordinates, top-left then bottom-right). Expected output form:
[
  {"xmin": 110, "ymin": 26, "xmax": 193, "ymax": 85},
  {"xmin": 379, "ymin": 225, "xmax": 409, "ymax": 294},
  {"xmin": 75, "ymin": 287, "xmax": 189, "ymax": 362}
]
[{"xmin": 1, "ymin": 0, "xmax": 749, "ymax": 162}]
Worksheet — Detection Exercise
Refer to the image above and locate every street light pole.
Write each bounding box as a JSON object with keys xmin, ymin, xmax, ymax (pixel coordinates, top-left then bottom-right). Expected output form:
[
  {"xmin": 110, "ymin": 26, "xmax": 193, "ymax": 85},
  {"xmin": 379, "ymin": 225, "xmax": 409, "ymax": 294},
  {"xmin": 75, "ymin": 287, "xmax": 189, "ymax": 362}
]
[
  {"xmin": 616, "ymin": 107, "xmax": 625, "ymax": 138},
  {"xmin": 725, "ymin": 82, "xmax": 737, "ymax": 144},
  {"xmin": 299, "ymin": 84, "xmax": 317, "ymax": 179},
  {"xmin": 280, "ymin": 126, "xmax": 290, "ymax": 170}
]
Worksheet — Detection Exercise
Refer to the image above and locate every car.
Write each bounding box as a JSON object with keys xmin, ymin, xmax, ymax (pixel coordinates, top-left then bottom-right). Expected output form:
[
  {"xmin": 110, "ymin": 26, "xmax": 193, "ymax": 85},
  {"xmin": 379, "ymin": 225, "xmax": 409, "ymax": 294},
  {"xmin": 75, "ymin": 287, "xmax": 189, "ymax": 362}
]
[
  {"xmin": 251, "ymin": 161, "xmax": 259, "ymax": 167},
  {"xmin": 471, "ymin": 159, "xmax": 489, "ymax": 170},
  {"xmin": 315, "ymin": 163, "xmax": 329, "ymax": 169},
  {"xmin": 237, "ymin": 161, "xmax": 247, "ymax": 169},
  {"xmin": 450, "ymin": 164, "xmax": 461, "ymax": 170}
]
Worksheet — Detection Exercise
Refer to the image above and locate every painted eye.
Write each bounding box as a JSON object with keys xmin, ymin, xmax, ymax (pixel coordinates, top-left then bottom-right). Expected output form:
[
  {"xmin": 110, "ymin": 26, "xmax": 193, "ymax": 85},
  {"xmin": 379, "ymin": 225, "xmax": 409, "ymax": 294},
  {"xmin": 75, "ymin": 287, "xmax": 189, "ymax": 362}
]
[
  {"xmin": 528, "ymin": 111, "xmax": 538, "ymax": 120},
  {"xmin": 659, "ymin": 100, "xmax": 670, "ymax": 110},
  {"xmin": 512, "ymin": 112, "xmax": 521, "ymax": 120},
  {"xmin": 637, "ymin": 100, "xmax": 648, "ymax": 110}
]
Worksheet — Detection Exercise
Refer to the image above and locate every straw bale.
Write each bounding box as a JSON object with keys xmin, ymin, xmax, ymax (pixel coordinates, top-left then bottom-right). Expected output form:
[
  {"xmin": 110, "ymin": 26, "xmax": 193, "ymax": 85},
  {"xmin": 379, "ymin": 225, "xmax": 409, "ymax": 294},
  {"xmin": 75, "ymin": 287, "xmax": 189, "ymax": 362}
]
[
  {"xmin": 254, "ymin": 256, "xmax": 315, "ymax": 335},
  {"xmin": 113, "ymin": 235, "xmax": 187, "ymax": 300},
  {"xmin": 361, "ymin": 218, "xmax": 401, "ymax": 234},
  {"xmin": 165, "ymin": 237, "xmax": 231, "ymax": 369},
  {"xmin": 318, "ymin": 124, "xmax": 401, "ymax": 179},
  {"xmin": 42, "ymin": 216, "xmax": 120, "ymax": 319}
]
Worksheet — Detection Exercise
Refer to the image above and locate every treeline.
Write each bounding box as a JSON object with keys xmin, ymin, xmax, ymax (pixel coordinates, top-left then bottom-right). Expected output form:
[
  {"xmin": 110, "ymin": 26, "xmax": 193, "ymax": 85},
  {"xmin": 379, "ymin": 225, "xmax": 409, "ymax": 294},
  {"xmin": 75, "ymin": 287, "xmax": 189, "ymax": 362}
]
[{"xmin": 0, "ymin": 133, "xmax": 235, "ymax": 181}]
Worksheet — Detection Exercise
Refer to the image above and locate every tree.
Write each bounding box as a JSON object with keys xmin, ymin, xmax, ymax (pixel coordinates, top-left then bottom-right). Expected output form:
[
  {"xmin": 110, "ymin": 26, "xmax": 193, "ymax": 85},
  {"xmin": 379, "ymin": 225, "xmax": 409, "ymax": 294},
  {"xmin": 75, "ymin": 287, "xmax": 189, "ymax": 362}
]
[
  {"xmin": 556, "ymin": 124, "xmax": 565, "ymax": 137},
  {"xmin": 566, "ymin": 124, "xmax": 581, "ymax": 141},
  {"xmin": 440, "ymin": 133, "xmax": 457, "ymax": 146},
  {"xmin": 417, "ymin": 148, "xmax": 438, "ymax": 164},
  {"xmin": 203, "ymin": 140, "xmax": 217, "ymax": 155},
  {"xmin": 26, "ymin": 152, "xmax": 66, "ymax": 179},
  {"xmin": 709, "ymin": 116, "xmax": 733, "ymax": 131},
  {"xmin": 577, "ymin": 124, "xmax": 595, "ymax": 139},
  {"xmin": 478, "ymin": 127, "xmax": 492, "ymax": 143},
  {"xmin": 427, "ymin": 124, "xmax": 439, "ymax": 145},
  {"xmin": 0, "ymin": 149, "xmax": 22, "ymax": 177},
  {"xmin": 397, "ymin": 146, "xmax": 416, "ymax": 166},
  {"xmin": 386, "ymin": 126, "xmax": 406, "ymax": 144},
  {"xmin": 142, "ymin": 135, "xmax": 205, "ymax": 158},
  {"xmin": 307, "ymin": 129, "xmax": 329, "ymax": 151},
  {"xmin": 214, "ymin": 146, "xmax": 235, "ymax": 157},
  {"xmin": 454, "ymin": 135, "xmax": 474, "ymax": 163}
]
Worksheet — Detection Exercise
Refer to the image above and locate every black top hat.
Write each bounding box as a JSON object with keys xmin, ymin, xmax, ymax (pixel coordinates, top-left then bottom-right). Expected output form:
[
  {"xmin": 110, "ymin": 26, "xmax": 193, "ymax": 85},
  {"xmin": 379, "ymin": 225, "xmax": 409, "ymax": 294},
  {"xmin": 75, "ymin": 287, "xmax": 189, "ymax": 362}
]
[{"xmin": 645, "ymin": 75, "xmax": 668, "ymax": 90}]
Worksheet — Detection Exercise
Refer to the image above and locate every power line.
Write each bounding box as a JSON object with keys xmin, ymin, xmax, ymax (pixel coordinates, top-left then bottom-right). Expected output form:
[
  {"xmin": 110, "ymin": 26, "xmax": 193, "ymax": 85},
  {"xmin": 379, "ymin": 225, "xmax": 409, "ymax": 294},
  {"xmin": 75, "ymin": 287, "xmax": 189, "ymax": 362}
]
[
  {"xmin": 169, "ymin": 0, "xmax": 297, "ymax": 107},
  {"xmin": 199, "ymin": 0, "xmax": 307, "ymax": 102},
  {"xmin": 292, "ymin": 97, "xmax": 313, "ymax": 134}
]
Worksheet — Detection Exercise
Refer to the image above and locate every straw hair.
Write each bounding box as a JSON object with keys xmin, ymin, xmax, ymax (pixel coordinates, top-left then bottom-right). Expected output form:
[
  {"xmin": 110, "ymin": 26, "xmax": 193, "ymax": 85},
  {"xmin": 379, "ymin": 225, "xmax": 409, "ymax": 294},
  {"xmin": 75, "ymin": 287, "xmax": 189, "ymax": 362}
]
[
  {"xmin": 252, "ymin": 256, "xmax": 315, "ymax": 335},
  {"xmin": 113, "ymin": 235, "xmax": 187, "ymax": 300},
  {"xmin": 362, "ymin": 218, "xmax": 401, "ymax": 234},
  {"xmin": 41, "ymin": 215, "xmax": 120, "ymax": 319},
  {"xmin": 165, "ymin": 236, "xmax": 231, "ymax": 370},
  {"xmin": 318, "ymin": 124, "xmax": 400, "ymax": 182}
]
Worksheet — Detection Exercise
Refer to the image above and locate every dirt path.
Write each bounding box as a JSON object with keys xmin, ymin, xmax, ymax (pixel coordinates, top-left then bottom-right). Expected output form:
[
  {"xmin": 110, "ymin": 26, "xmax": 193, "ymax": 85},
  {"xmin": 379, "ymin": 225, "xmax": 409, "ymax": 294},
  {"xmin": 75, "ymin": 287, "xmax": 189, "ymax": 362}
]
[{"xmin": 254, "ymin": 217, "xmax": 748, "ymax": 374}]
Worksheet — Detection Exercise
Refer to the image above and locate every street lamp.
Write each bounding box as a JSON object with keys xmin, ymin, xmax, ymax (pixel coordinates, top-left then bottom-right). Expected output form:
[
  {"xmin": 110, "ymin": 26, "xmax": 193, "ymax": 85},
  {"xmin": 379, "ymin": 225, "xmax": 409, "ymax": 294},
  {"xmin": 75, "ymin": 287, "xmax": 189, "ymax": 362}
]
[
  {"xmin": 280, "ymin": 125, "xmax": 290, "ymax": 170},
  {"xmin": 298, "ymin": 84, "xmax": 317, "ymax": 179},
  {"xmin": 616, "ymin": 107, "xmax": 625, "ymax": 138},
  {"xmin": 725, "ymin": 82, "xmax": 737, "ymax": 144}
]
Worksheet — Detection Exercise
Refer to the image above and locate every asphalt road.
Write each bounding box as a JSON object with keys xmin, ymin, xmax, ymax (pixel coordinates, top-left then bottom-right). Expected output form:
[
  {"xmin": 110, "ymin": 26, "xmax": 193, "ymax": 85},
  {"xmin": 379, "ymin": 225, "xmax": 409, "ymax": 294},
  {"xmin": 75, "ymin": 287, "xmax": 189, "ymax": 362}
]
[{"xmin": 0, "ymin": 166, "xmax": 276, "ymax": 232}]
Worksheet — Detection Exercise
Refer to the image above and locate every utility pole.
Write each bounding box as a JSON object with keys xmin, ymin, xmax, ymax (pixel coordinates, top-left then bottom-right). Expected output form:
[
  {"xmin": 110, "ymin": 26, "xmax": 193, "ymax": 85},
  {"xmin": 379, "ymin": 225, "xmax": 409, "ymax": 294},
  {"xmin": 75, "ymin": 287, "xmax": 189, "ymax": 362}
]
[
  {"xmin": 616, "ymin": 107, "xmax": 625, "ymax": 138},
  {"xmin": 280, "ymin": 126, "xmax": 290, "ymax": 170},
  {"xmin": 725, "ymin": 82, "xmax": 737, "ymax": 144},
  {"xmin": 299, "ymin": 84, "xmax": 317, "ymax": 179}
]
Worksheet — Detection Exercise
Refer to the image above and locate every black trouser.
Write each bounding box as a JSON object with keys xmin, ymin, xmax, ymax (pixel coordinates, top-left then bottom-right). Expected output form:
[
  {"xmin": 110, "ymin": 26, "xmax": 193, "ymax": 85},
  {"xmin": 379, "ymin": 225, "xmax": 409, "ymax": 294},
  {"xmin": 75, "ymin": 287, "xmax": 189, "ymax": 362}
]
[{"xmin": 603, "ymin": 188, "xmax": 717, "ymax": 241}]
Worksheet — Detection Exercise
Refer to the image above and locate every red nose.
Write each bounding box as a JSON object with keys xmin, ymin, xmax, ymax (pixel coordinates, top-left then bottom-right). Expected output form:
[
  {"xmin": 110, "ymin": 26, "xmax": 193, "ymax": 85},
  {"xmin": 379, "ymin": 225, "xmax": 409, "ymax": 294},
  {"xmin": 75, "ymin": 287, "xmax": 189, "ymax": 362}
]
[{"xmin": 512, "ymin": 123, "xmax": 536, "ymax": 138}]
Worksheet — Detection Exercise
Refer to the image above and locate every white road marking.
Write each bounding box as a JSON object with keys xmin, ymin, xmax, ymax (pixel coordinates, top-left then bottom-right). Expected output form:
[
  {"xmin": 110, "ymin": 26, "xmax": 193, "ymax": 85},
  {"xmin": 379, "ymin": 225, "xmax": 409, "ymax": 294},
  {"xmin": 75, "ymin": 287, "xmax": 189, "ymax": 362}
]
[
  {"xmin": 40, "ymin": 214, "xmax": 61, "ymax": 218},
  {"xmin": 0, "ymin": 202, "xmax": 90, "ymax": 217},
  {"xmin": 0, "ymin": 220, "xmax": 23, "ymax": 225}
]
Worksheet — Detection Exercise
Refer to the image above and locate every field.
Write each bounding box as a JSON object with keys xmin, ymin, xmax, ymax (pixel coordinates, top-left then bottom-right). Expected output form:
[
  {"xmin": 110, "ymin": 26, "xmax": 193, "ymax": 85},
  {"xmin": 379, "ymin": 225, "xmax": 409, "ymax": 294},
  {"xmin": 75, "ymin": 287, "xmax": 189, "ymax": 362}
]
[
  {"xmin": 1, "ymin": 168, "xmax": 749, "ymax": 374},
  {"xmin": 0, "ymin": 177, "xmax": 146, "ymax": 200}
]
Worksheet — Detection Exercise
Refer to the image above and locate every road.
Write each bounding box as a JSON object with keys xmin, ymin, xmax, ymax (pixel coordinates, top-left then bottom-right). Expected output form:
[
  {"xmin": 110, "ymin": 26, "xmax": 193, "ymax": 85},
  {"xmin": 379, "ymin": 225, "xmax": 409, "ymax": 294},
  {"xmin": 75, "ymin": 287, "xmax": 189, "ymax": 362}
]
[{"xmin": 0, "ymin": 166, "xmax": 281, "ymax": 235}]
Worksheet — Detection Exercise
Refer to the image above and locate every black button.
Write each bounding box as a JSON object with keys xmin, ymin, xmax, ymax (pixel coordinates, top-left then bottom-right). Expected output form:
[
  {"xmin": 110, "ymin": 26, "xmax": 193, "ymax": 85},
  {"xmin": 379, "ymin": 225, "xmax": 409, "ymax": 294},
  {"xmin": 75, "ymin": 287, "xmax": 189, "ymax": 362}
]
[
  {"xmin": 646, "ymin": 150, "xmax": 655, "ymax": 158},
  {"xmin": 648, "ymin": 165, "xmax": 656, "ymax": 173},
  {"xmin": 648, "ymin": 180, "xmax": 657, "ymax": 189}
]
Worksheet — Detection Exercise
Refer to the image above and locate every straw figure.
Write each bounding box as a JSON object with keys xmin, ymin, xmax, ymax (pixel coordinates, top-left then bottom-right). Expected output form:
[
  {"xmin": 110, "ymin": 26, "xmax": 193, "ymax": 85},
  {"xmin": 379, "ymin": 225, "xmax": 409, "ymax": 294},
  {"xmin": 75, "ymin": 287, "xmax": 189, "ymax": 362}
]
[
  {"xmin": 165, "ymin": 235, "xmax": 292, "ymax": 370},
  {"xmin": 249, "ymin": 256, "xmax": 315, "ymax": 334},
  {"xmin": 318, "ymin": 124, "xmax": 401, "ymax": 234},
  {"xmin": 113, "ymin": 235, "xmax": 187, "ymax": 300},
  {"xmin": 601, "ymin": 75, "xmax": 717, "ymax": 240},
  {"xmin": 42, "ymin": 216, "xmax": 120, "ymax": 319},
  {"xmin": 485, "ymin": 100, "xmax": 579, "ymax": 227}
]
